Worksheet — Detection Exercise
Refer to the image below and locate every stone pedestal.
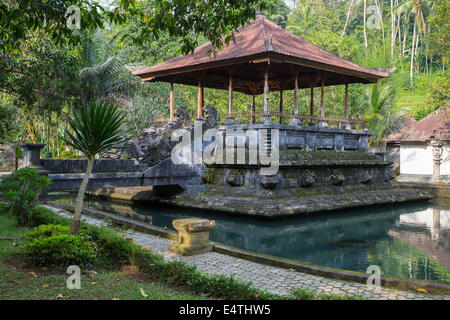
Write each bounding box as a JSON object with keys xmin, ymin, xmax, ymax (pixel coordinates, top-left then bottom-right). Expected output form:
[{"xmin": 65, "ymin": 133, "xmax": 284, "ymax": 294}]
[
  {"xmin": 289, "ymin": 117, "xmax": 302, "ymax": 126},
  {"xmin": 260, "ymin": 115, "xmax": 272, "ymax": 125},
  {"xmin": 225, "ymin": 116, "xmax": 236, "ymax": 125},
  {"xmin": 20, "ymin": 144, "xmax": 46, "ymax": 171},
  {"xmin": 169, "ymin": 218, "xmax": 216, "ymax": 255}
]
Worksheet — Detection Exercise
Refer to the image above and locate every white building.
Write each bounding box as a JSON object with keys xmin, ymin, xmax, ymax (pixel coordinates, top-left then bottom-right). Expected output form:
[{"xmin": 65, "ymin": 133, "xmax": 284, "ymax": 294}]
[{"xmin": 384, "ymin": 105, "xmax": 449, "ymax": 184}]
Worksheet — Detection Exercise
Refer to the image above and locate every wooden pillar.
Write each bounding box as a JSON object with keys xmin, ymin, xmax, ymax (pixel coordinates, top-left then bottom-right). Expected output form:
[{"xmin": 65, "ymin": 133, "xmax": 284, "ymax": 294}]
[
  {"xmin": 170, "ymin": 82, "xmax": 174, "ymax": 120},
  {"xmin": 264, "ymin": 69, "xmax": 269, "ymax": 116},
  {"xmin": 279, "ymin": 89, "xmax": 283, "ymax": 124},
  {"xmin": 228, "ymin": 75, "xmax": 233, "ymax": 116},
  {"xmin": 294, "ymin": 74, "xmax": 299, "ymax": 116},
  {"xmin": 197, "ymin": 81, "xmax": 203, "ymax": 119},
  {"xmin": 309, "ymin": 86, "xmax": 314, "ymax": 123},
  {"xmin": 251, "ymin": 93, "xmax": 256, "ymax": 124},
  {"xmin": 344, "ymin": 81, "xmax": 349, "ymax": 120},
  {"xmin": 320, "ymin": 76, "xmax": 325, "ymax": 120}
]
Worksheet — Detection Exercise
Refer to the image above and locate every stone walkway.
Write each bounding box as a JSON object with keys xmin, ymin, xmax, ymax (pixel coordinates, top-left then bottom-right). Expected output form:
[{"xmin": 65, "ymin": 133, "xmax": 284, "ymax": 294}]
[{"xmin": 45, "ymin": 205, "xmax": 450, "ymax": 300}]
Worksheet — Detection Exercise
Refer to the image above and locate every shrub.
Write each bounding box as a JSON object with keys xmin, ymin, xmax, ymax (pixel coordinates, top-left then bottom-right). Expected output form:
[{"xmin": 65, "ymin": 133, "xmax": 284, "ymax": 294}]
[
  {"xmin": 29, "ymin": 206, "xmax": 71, "ymax": 227},
  {"xmin": 0, "ymin": 203, "xmax": 8, "ymax": 215},
  {"xmin": 23, "ymin": 224, "xmax": 96, "ymax": 267},
  {"xmin": 1, "ymin": 168, "xmax": 51, "ymax": 226},
  {"xmin": 25, "ymin": 224, "xmax": 72, "ymax": 240},
  {"xmin": 82, "ymin": 224, "xmax": 135, "ymax": 266},
  {"xmin": 27, "ymin": 206, "xmax": 134, "ymax": 266}
]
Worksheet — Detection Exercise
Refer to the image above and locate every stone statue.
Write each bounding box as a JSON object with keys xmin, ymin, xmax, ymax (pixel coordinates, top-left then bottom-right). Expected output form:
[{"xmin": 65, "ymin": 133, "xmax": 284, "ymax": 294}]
[{"xmin": 202, "ymin": 104, "xmax": 217, "ymax": 129}]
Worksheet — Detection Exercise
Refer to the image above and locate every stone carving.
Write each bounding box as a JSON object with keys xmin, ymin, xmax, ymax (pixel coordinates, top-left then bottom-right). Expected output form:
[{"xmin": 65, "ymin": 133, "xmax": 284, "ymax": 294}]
[
  {"xmin": 360, "ymin": 171, "xmax": 373, "ymax": 184},
  {"xmin": 202, "ymin": 104, "xmax": 217, "ymax": 129},
  {"xmin": 260, "ymin": 175, "xmax": 279, "ymax": 189},
  {"xmin": 299, "ymin": 172, "xmax": 315, "ymax": 187},
  {"xmin": 330, "ymin": 170, "xmax": 345, "ymax": 185},
  {"xmin": 226, "ymin": 170, "xmax": 244, "ymax": 186},
  {"xmin": 174, "ymin": 108, "xmax": 188, "ymax": 122},
  {"xmin": 169, "ymin": 218, "xmax": 216, "ymax": 255},
  {"xmin": 431, "ymin": 138, "xmax": 444, "ymax": 182},
  {"xmin": 106, "ymin": 106, "xmax": 218, "ymax": 165}
]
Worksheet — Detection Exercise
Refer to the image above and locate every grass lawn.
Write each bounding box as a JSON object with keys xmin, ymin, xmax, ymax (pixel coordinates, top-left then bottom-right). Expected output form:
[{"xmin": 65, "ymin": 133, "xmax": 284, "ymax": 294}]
[{"xmin": 0, "ymin": 214, "xmax": 207, "ymax": 300}]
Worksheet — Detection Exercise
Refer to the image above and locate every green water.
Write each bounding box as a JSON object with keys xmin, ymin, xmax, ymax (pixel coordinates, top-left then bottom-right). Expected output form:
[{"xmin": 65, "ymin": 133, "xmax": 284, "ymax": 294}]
[{"xmin": 49, "ymin": 192, "xmax": 450, "ymax": 283}]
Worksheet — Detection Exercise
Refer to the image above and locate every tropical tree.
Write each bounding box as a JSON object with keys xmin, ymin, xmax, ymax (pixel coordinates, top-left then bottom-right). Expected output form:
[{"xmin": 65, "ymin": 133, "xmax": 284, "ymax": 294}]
[
  {"xmin": 0, "ymin": 0, "xmax": 266, "ymax": 54},
  {"xmin": 395, "ymin": 0, "xmax": 432, "ymax": 85},
  {"xmin": 77, "ymin": 57, "xmax": 140, "ymax": 106},
  {"xmin": 365, "ymin": 82, "xmax": 405, "ymax": 144},
  {"xmin": 64, "ymin": 101, "xmax": 128, "ymax": 235}
]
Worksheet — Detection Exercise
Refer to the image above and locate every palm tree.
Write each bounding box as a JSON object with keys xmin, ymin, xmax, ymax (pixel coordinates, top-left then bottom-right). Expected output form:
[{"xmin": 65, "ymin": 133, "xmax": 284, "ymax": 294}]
[
  {"xmin": 365, "ymin": 82, "xmax": 405, "ymax": 144},
  {"xmin": 64, "ymin": 101, "xmax": 128, "ymax": 235},
  {"xmin": 286, "ymin": 4, "xmax": 316, "ymax": 35},
  {"xmin": 67, "ymin": 29, "xmax": 140, "ymax": 107},
  {"xmin": 394, "ymin": 0, "xmax": 432, "ymax": 85},
  {"xmin": 79, "ymin": 57, "xmax": 140, "ymax": 106}
]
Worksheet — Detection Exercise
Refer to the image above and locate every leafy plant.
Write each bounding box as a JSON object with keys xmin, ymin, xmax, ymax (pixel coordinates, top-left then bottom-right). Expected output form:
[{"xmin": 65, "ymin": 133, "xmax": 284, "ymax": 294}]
[
  {"xmin": 0, "ymin": 168, "xmax": 51, "ymax": 226},
  {"xmin": 365, "ymin": 82, "xmax": 405, "ymax": 145},
  {"xmin": 29, "ymin": 206, "xmax": 71, "ymax": 227},
  {"xmin": 63, "ymin": 101, "xmax": 128, "ymax": 235},
  {"xmin": 23, "ymin": 224, "xmax": 96, "ymax": 267},
  {"xmin": 24, "ymin": 224, "xmax": 72, "ymax": 240}
]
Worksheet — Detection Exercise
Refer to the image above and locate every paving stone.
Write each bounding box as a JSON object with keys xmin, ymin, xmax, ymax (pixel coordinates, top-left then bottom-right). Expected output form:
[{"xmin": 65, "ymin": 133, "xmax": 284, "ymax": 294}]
[{"xmin": 47, "ymin": 205, "xmax": 450, "ymax": 301}]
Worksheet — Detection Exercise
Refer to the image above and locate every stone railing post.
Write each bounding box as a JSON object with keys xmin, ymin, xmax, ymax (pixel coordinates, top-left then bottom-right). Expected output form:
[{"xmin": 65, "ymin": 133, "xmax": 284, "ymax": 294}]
[
  {"xmin": 358, "ymin": 134, "xmax": 369, "ymax": 152},
  {"xmin": 431, "ymin": 138, "xmax": 444, "ymax": 183},
  {"xmin": 169, "ymin": 218, "xmax": 216, "ymax": 255}
]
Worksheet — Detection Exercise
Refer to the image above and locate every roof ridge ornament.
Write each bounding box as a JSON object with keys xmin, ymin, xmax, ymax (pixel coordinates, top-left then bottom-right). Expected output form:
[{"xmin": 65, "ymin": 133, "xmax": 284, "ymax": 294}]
[
  {"xmin": 259, "ymin": 15, "xmax": 273, "ymax": 52},
  {"xmin": 256, "ymin": 11, "xmax": 265, "ymax": 18}
]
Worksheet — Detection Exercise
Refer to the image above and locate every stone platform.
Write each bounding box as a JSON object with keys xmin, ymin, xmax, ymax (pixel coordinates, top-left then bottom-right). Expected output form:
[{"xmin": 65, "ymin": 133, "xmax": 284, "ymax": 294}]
[
  {"xmin": 166, "ymin": 187, "xmax": 432, "ymax": 217},
  {"xmin": 86, "ymin": 186, "xmax": 156, "ymax": 202}
]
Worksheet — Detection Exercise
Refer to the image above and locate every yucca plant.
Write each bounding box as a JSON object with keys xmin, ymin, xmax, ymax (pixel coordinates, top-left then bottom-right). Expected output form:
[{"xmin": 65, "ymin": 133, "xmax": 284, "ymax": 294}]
[{"xmin": 64, "ymin": 101, "xmax": 128, "ymax": 235}]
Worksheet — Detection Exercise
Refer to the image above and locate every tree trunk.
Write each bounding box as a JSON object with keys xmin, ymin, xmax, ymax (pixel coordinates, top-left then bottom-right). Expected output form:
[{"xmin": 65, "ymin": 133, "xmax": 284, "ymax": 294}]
[
  {"xmin": 402, "ymin": 16, "xmax": 408, "ymax": 56},
  {"xmin": 415, "ymin": 32, "xmax": 420, "ymax": 74},
  {"xmin": 390, "ymin": 0, "xmax": 395, "ymax": 58},
  {"xmin": 341, "ymin": 0, "xmax": 355, "ymax": 39},
  {"xmin": 375, "ymin": 0, "xmax": 385, "ymax": 46},
  {"xmin": 410, "ymin": 21, "xmax": 416, "ymax": 86},
  {"xmin": 70, "ymin": 158, "xmax": 94, "ymax": 235},
  {"xmin": 363, "ymin": 0, "xmax": 368, "ymax": 49}
]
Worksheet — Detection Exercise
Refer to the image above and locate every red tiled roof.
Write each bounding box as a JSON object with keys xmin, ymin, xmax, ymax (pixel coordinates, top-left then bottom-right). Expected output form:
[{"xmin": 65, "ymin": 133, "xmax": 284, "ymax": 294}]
[
  {"xmin": 133, "ymin": 13, "xmax": 389, "ymax": 85},
  {"xmin": 384, "ymin": 105, "xmax": 450, "ymax": 143}
]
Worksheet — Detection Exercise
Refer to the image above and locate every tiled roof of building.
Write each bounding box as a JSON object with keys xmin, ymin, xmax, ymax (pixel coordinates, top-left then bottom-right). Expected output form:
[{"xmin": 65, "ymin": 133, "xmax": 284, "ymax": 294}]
[
  {"xmin": 132, "ymin": 13, "xmax": 389, "ymax": 92},
  {"xmin": 384, "ymin": 105, "xmax": 450, "ymax": 143}
]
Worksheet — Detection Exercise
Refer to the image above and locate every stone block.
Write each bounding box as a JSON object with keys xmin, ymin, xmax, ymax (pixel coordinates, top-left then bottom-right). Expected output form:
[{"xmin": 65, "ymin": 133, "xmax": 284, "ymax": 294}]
[
  {"xmin": 169, "ymin": 218, "xmax": 216, "ymax": 255},
  {"xmin": 0, "ymin": 144, "xmax": 16, "ymax": 172}
]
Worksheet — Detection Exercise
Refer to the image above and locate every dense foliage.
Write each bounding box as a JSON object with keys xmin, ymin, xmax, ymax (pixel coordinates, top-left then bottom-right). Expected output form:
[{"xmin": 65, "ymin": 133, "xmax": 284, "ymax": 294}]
[
  {"xmin": 0, "ymin": 168, "xmax": 52, "ymax": 226},
  {"xmin": 23, "ymin": 224, "xmax": 96, "ymax": 266},
  {"xmin": 0, "ymin": 0, "xmax": 448, "ymax": 149}
]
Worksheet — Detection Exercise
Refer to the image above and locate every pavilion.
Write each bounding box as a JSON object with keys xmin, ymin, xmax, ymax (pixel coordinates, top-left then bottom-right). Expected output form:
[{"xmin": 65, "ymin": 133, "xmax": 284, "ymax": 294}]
[{"xmin": 132, "ymin": 12, "xmax": 390, "ymax": 128}]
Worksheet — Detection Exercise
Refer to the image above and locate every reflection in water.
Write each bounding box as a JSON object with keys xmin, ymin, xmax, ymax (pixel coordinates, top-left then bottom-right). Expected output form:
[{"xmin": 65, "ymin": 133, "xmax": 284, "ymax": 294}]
[{"xmin": 49, "ymin": 193, "xmax": 450, "ymax": 283}]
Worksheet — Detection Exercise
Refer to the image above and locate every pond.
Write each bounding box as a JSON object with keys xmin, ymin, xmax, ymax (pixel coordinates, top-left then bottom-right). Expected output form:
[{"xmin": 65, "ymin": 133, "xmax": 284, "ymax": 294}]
[{"xmin": 48, "ymin": 192, "xmax": 450, "ymax": 283}]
